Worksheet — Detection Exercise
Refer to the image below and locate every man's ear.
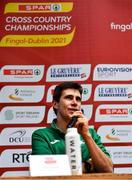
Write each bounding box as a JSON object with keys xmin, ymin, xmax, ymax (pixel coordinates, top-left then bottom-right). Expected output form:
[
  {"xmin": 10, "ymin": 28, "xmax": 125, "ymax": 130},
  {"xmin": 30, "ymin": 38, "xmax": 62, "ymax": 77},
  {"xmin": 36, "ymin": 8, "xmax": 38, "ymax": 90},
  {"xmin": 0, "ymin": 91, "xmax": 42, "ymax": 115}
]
[{"xmin": 52, "ymin": 101, "xmax": 58, "ymax": 110}]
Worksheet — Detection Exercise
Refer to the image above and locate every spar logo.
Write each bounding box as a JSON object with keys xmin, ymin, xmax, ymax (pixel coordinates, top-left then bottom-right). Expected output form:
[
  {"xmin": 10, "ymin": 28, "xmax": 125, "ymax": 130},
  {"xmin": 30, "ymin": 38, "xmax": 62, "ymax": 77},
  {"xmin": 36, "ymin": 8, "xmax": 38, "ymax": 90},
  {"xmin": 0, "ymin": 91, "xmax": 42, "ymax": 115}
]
[
  {"xmin": 95, "ymin": 104, "xmax": 132, "ymax": 122},
  {"xmin": 0, "ymin": 65, "xmax": 44, "ymax": 82},
  {"xmin": 4, "ymin": 69, "xmax": 33, "ymax": 75},
  {"xmin": 3, "ymin": 68, "xmax": 41, "ymax": 76},
  {"xmin": 18, "ymin": 4, "xmax": 61, "ymax": 12},
  {"xmin": 99, "ymin": 108, "xmax": 128, "ymax": 115}
]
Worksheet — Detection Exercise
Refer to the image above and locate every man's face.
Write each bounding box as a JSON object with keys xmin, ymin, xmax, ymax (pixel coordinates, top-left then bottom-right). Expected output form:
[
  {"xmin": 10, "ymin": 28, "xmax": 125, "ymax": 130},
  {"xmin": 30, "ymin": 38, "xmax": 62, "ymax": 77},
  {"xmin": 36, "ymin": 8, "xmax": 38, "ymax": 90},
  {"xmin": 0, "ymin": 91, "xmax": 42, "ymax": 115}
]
[{"xmin": 53, "ymin": 88, "xmax": 82, "ymax": 120}]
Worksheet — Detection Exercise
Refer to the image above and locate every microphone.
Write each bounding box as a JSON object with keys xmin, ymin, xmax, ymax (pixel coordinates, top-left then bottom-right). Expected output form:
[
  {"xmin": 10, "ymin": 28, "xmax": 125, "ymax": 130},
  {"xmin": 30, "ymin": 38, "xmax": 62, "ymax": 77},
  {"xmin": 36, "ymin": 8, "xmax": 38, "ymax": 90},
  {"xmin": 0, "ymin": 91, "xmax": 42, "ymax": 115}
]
[
  {"xmin": 67, "ymin": 109, "xmax": 84, "ymax": 128},
  {"xmin": 67, "ymin": 116, "xmax": 78, "ymax": 128}
]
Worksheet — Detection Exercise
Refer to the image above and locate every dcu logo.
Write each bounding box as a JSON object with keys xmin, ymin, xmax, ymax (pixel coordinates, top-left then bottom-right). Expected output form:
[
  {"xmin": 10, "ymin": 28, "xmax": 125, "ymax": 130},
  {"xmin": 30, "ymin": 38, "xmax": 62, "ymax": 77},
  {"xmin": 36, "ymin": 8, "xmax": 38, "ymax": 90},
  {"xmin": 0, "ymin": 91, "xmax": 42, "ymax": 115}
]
[{"xmin": 9, "ymin": 130, "xmax": 27, "ymax": 143}]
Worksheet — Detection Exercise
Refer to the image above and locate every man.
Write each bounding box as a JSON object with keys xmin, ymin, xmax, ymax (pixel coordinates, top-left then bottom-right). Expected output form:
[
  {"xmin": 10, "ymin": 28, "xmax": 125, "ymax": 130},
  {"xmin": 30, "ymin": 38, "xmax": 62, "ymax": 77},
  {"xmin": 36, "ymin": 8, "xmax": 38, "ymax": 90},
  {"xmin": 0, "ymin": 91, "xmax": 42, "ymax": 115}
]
[{"xmin": 32, "ymin": 82, "xmax": 113, "ymax": 173}]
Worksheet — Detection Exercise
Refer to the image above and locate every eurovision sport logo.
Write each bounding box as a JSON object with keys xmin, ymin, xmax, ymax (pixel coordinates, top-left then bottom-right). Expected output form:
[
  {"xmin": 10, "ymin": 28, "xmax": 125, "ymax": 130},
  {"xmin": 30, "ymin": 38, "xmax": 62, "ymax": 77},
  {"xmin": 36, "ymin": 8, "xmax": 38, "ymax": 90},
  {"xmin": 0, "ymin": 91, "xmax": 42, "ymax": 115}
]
[{"xmin": 93, "ymin": 64, "xmax": 132, "ymax": 81}]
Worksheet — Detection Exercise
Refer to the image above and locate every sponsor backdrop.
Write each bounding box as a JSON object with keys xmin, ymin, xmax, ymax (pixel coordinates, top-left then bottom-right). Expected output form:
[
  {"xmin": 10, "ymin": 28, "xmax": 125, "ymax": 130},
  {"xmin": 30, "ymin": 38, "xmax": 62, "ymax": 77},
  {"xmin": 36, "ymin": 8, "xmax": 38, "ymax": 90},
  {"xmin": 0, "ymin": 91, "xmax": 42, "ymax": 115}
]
[{"xmin": 0, "ymin": 0, "xmax": 132, "ymax": 176}]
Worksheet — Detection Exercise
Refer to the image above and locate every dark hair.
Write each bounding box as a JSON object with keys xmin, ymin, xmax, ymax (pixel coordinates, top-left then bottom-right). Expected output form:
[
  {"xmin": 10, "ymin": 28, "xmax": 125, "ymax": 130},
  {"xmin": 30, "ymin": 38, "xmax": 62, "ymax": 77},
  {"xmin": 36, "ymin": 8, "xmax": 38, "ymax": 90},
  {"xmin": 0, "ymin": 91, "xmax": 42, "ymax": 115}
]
[{"xmin": 53, "ymin": 82, "xmax": 83, "ymax": 115}]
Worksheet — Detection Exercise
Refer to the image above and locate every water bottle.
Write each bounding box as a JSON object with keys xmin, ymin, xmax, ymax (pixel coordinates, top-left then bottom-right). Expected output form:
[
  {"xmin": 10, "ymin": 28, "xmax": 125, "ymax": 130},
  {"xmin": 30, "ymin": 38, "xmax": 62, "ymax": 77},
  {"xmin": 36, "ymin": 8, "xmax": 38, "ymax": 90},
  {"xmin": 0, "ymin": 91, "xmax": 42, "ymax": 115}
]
[{"xmin": 65, "ymin": 128, "xmax": 82, "ymax": 175}]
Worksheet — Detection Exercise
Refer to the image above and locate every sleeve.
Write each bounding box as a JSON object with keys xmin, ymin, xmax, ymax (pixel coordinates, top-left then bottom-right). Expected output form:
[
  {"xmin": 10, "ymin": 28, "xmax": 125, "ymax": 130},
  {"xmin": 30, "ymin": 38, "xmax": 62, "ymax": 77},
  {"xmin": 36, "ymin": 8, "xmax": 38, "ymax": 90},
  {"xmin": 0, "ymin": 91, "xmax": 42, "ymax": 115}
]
[
  {"xmin": 32, "ymin": 129, "xmax": 52, "ymax": 155},
  {"xmin": 90, "ymin": 128, "xmax": 111, "ymax": 158}
]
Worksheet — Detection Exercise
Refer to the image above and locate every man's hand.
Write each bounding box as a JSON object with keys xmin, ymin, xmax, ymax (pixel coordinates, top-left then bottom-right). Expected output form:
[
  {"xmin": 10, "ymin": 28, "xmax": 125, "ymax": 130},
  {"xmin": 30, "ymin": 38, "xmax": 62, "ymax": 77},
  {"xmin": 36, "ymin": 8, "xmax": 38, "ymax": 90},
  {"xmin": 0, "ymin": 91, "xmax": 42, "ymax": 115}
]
[
  {"xmin": 72, "ymin": 111, "xmax": 90, "ymax": 137},
  {"xmin": 72, "ymin": 111, "xmax": 113, "ymax": 173}
]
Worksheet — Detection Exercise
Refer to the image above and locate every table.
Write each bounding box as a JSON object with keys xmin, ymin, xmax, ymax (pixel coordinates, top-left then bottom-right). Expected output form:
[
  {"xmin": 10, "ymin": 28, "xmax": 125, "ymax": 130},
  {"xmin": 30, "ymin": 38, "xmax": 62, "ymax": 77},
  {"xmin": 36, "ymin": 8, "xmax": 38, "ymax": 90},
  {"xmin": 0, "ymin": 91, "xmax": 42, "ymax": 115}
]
[{"xmin": 1, "ymin": 173, "xmax": 132, "ymax": 180}]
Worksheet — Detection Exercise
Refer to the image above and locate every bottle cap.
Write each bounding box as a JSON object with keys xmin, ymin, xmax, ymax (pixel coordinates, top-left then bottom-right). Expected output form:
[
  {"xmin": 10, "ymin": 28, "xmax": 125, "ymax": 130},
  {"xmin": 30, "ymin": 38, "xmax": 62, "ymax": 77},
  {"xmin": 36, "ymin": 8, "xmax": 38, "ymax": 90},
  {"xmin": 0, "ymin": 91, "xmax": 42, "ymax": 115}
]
[{"xmin": 67, "ymin": 127, "xmax": 77, "ymax": 133}]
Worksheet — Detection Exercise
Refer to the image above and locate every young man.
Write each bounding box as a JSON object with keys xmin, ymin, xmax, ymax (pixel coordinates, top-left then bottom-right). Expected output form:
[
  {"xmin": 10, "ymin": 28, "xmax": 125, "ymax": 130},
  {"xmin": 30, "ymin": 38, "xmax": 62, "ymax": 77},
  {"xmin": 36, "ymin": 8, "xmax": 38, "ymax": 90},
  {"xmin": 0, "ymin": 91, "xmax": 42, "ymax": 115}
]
[{"xmin": 32, "ymin": 82, "xmax": 113, "ymax": 173}]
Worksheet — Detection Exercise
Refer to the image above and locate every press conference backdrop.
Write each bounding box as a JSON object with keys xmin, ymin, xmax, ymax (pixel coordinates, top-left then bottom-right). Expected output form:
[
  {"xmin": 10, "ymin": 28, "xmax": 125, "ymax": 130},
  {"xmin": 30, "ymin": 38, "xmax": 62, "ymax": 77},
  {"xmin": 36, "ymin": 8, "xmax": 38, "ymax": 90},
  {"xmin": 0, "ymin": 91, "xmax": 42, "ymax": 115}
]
[{"xmin": 0, "ymin": 0, "xmax": 132, "ymax": 177}]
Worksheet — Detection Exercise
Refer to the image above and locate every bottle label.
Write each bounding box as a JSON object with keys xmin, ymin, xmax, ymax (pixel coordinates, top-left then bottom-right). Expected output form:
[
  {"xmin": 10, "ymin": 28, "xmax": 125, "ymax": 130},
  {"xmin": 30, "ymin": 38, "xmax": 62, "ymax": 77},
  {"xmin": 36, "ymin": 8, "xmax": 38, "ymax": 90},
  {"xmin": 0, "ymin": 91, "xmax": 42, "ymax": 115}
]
[{"xmin": 66, "ymin": 136, "xmax": 82, "ymax": 175}]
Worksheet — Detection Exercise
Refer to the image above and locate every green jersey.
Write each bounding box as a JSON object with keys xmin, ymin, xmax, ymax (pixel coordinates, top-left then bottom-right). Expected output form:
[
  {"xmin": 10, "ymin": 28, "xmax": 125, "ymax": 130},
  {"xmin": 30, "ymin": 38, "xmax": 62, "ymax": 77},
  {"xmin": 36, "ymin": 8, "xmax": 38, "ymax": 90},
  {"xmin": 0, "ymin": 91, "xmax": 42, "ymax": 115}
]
[{"xmin": 32, "ymin": 119, "xmax": 110, "ymax": 162}]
